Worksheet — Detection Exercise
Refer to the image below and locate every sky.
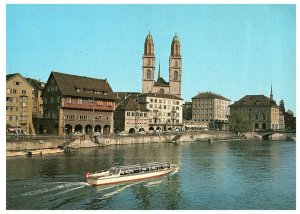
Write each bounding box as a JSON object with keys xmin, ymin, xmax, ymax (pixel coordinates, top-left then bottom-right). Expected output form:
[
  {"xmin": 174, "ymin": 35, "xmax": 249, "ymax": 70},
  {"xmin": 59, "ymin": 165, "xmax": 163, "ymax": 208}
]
[{"xmin": 6, "ymin": 4, "xmax": 296, "ymax": 113}]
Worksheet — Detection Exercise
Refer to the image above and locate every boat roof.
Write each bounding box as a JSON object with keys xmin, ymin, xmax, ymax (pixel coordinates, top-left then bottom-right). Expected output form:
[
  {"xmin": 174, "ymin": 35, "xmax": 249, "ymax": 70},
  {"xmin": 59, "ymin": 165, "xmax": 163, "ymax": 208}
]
[{"xmin": 110, "ymin": 162, "xmax": 170, "ymax": 171}]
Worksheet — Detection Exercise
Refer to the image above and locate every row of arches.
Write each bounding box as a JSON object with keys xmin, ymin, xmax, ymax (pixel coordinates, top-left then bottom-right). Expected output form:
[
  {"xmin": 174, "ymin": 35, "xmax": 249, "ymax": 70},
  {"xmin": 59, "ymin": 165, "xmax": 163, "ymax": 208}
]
[
  {"xmin": 128, "ymin": 126, "xmax": 181, "ymax": 133},
  {"xmin": 64, "ymin": 124, "xmax": 110, "ymax": 134}
]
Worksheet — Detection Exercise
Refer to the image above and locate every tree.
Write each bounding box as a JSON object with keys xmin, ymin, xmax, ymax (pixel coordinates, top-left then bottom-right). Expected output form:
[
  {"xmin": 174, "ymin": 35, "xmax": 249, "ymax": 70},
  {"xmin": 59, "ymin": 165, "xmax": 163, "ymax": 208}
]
[
  {"xmin": 279, "ymin": 100, "xmax": 285, "ymax": 112},
  {"xmin": 228, "ymin": 111, "xmax": 252, "ymax": 134}
]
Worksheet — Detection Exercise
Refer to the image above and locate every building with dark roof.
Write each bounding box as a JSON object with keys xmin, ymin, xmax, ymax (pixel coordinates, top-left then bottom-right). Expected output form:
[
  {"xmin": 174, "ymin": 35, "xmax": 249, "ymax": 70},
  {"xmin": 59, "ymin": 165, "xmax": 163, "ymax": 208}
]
[
  {"xmin": 142, "ymin": 33, "xmax": 182, "ymax": 98},
  {"xmin": 114, "ymin": 93, "xmax": 149, "ymax": 133},
  {"xmin": 192, "ymin": 92, "xmax": 231, "ymax": 130},
  {"xmin": 229, "ymin": 90, "xmax": 280, "ymax": 130},
  {"xmin": 42, "ymin": 71, "xmax": 116, "ymax": 135},
  {"xmin": 6, "ymin": 73, "xmax": 36, "ymax": 134}
]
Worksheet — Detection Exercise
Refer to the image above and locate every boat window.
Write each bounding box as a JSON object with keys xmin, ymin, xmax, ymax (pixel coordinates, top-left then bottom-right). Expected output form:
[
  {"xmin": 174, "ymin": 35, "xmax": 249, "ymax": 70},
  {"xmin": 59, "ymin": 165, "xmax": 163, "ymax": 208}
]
[{"xmin": 109, "ymin": 167, "xmax": 120, "ymax": 174}]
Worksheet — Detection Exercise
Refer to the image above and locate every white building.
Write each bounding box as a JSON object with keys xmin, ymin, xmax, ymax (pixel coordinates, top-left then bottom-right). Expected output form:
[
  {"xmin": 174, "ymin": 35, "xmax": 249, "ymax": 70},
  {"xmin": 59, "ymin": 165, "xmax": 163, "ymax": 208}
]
[{"xmin": 138, "ymin": 93, "xmax": 183, "ymax": 132}]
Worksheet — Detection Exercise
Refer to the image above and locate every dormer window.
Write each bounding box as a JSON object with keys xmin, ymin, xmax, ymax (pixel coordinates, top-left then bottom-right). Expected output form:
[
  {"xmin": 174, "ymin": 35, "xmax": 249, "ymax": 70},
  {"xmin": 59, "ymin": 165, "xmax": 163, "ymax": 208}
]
[{"xmin": 74, "ymin": 86, "xmax": 80, "ymax": 92}]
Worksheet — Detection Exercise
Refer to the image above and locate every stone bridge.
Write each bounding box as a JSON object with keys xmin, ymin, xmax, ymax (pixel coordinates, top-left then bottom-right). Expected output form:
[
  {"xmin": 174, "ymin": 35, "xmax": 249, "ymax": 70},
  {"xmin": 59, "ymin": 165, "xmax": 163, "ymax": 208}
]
[{"xmin": 255, "ymin": 130, "xmax": 296, "ymax": 140}]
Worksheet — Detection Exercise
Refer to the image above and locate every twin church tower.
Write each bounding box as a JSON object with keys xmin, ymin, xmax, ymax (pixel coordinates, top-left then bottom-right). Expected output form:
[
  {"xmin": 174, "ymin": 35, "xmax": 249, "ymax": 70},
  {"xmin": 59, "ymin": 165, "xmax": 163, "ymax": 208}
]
[{"xmin": 142, "ymin": 32, "xmax": 182, "ymax": 98}]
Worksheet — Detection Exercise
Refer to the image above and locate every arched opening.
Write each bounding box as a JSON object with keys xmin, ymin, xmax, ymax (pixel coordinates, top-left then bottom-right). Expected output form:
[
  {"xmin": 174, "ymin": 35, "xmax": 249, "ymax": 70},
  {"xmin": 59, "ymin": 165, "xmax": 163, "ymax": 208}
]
[
  {"xmin": 64, "ymin": 124, "xmax": 72, "ymax": 134},
  {"xmin": 159, "ymin": 88, "xmax": 164, "ymax": 94},
  {"xmin": 129, "ymin": 128, "xmax": 135, "ymax": 134},
  {"xmin": 94, "ymin": 125, "xmax": 101, "ymax": 133},
  {"xmin": 139, "ymin": 128, "xmax": 145, "ymax": 132},
  {"xmin": 255, "ymin": 123, "xmax": 259, "ymax": 129},
  {"xmin": 74, "ymin": 124, "xmax": 83, "ymax": 133},
  {"xmin": 174, "ymin": 70, "xmax": 178, "ymax": 80},
  {"xmin": 147, "ymin": 70, "xmax": 151, "ymax": 79},
  {"xmin": 262, "ymin": 123, "xmax": 267, "ymax": 130},
  {"xmin": 85, "ymin": 124, "xmax": 93, "ymax": 134},
  {"xmin": 103, "ymin": 125, "xmax": 110, "ymax": 134},
  {"xmin": 149, "ymin": 126, "xmax": 154, "ymax": 131},
  {"xmin": 168, "ymin": 127, "xmax": 172, "ymax": 131}
]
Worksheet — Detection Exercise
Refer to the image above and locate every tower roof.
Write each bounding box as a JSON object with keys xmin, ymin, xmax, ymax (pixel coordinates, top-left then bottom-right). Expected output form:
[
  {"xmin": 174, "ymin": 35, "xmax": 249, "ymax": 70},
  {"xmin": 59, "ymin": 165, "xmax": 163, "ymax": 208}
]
[
  {"xmin": 145, "ymin": 32, "xmax": 153, "ymax": 41},
  {"xmin": 172, "ymin": 33, "xmax": 180, "ymax": 43}
]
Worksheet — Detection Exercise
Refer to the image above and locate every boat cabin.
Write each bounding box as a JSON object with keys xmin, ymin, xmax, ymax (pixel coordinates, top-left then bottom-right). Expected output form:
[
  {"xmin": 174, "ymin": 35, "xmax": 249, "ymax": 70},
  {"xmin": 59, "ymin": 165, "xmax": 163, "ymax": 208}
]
[{"xmin": 109, "ymin": 162, "xmax": 171, "ymax": 176}]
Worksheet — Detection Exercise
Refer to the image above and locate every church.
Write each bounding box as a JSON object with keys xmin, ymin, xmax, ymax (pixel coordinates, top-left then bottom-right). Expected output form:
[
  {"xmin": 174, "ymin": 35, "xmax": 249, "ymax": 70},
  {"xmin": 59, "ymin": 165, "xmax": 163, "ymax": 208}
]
[{"xmin": 142, "ymin": 32, "xmax": 182, "ymax": 98}]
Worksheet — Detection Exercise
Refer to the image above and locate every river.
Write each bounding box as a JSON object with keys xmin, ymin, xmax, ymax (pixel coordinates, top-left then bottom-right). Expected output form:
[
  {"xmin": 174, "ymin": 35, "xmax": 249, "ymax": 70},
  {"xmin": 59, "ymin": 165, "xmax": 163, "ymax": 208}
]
[{"xmin": 6, "ymin": 140, "xmax": 295, "ymax": 210}]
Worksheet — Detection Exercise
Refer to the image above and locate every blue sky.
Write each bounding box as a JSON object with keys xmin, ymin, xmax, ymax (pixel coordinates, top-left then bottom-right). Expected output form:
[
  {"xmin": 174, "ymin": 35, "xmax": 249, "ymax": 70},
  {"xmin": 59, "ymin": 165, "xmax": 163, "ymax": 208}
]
[{"xmin": 6, "ymin": 4, "xmax": 296, "ymax": 113}]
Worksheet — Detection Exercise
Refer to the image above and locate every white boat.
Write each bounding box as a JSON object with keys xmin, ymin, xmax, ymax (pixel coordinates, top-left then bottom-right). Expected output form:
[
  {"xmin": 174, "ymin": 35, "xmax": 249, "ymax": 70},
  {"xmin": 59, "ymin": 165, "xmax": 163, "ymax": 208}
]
[{"xmin": 86, "ymin": 162, "xmax": 178, "ymax": 186}]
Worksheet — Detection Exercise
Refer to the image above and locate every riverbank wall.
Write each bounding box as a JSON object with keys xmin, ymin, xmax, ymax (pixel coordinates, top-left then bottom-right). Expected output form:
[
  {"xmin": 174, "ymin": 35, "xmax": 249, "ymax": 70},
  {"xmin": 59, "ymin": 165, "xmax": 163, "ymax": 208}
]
[
  {"xmin": 6, "ymin": 131, "xmax": 239, "ymax": 152},
  {"xmin": 68, "ymin": 131, "xmax": 240, "ymax": 148}
]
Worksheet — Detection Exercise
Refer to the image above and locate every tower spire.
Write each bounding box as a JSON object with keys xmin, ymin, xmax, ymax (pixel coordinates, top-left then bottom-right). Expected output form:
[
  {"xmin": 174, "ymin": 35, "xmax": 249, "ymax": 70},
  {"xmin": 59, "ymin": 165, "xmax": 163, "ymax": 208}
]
[
  {"xmin": 158, "ymin": 60, "xmax": 161, "ymax": 79},
  {"xmin": 270, "ymin": 83, "xmax": 273, "ymax": 100}
]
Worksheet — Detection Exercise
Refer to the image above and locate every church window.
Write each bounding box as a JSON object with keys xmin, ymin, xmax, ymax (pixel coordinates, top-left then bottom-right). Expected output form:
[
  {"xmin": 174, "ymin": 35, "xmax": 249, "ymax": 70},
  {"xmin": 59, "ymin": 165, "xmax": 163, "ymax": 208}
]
[
  {"xmin": 147, "ymin": 59, "xmax": 151, "ymax": 66},
  {"xmin": 147, "ymin": 70, "xmax": 151, "ymax": 79},
  {"xmin": 159, "ymin": 88, "xmax": 164, "ymax": 94},
  {"xmin": 175, "ymin": 60, "xmax": 179, "ymax": 68},
  {"xmin": 174, "ymin": 70, "xmax": 178, "ymax": 80}
]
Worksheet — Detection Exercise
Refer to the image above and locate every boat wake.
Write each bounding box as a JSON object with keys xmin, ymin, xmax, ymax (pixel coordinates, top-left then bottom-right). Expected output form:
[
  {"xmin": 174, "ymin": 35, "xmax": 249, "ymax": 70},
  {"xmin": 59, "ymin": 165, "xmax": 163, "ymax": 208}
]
[
  {"xmin": 20, "ymin": 181, "xmax": 89, "ymax": 197},
  {"xmin": 144, "ymin": 179, "xmax": 164, "ymax": 187},
  {"xmin": 96, "ymin": 181, "xmax": 143, "ymax": 200}
]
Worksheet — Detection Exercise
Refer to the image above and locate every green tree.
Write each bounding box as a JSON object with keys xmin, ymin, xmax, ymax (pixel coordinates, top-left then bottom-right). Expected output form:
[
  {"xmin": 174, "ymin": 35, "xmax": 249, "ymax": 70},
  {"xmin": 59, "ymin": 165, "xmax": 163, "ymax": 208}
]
[{"xmin": 228, "ymin": 111, "xmax": 252, "ymax": 134}]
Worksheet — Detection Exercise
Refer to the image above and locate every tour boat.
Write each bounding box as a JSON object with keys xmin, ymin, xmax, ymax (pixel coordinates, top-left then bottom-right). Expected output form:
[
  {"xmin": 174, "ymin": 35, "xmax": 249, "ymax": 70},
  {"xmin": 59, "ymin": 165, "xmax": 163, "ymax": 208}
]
[{"xmin": 86, "ymin": 162, "xmax": 178, "ymax": 186}]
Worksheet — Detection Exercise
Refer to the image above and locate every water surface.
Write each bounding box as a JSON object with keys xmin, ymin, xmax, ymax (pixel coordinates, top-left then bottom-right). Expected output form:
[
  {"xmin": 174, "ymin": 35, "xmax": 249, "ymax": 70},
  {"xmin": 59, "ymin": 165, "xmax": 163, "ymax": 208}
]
[{"xmin": 6, "ymin": 140, "xmax": 296, "ymax": 210}]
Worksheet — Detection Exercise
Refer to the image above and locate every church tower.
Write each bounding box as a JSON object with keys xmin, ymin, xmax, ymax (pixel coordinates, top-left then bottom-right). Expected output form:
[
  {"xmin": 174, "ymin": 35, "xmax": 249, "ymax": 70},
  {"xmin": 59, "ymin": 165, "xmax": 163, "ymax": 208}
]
[
  {"xmin": 169, "ymin": 33, "xmax": 182, "ymax": 98},
  {"xmin": 142, "ymin": 32, "xmax": 155, "ymax": 93}
]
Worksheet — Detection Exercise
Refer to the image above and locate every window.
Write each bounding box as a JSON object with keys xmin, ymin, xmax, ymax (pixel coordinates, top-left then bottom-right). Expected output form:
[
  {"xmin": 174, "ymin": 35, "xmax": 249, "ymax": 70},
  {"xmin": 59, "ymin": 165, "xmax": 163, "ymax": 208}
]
[
  {"xmin": 64, "ymin": 97, "xmax": 71, "ymax": 103},
  {"xmin": 147, "ymin": 70, "xmax": 151, "ymax": 79},
  {"xmin": 175, "ymin": 60, "xmax": 179, "ymax": 67},
  {"xmin": 127, "ymin": 112, "xmax": 130, "ymax": 116},
  {"xmin": 89, "ymin": 99, "xmax": 93, "ymax": 105},
  {"xmin": 57, "ymin": 96, "xmax": 60, "ymax": 103},
  {"xmin": 174, "ymin": 71, "xmax": 178, "ymax": 80},
  {"xmin": 50, "ymin": 97, "xmax": 54, "ymax": 103},
  {"xmin": 78, "ymin": 98, "xmax": 82, "ymax": 104},
  {"xmin": 13, "ymin": 81, "xmax": 20, "ymax": 86},
  {"xmin": 22, "ymin": 90, "xmax": 26, "ymax": 94}
]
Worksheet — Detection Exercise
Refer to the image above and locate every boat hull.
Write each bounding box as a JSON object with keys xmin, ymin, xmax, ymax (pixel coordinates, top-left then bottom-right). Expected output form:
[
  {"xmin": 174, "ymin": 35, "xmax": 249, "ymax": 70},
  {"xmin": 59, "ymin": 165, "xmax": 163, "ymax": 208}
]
[{"xmin": 86, "ymin": 167, "xmax": 177, "ymax": 186}]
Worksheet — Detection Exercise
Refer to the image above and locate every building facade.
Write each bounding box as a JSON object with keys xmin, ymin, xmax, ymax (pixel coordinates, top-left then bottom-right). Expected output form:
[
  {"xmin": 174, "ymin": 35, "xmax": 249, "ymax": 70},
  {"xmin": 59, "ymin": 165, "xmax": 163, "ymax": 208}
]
[
  {"xmin": 6, "ymin": 73, "xmax": 36, "ymax": 134},
  {"xmin": 192, "ymin": 92, "xmax": 231, "ymax": 130},
  {"xmin": 42, "ymin": 71, "xmax": 116, "ymax": 135},
  {"xmin": 137, "ymin": 93, "xmax": 183, "ymax": 132},
  {"xmin": 114, "ymin": 93, "xmax": 149, "ymax": 133},
  {"xmin": 142, "ymin": 33, "xmax": 182, "ymax": 98},
  {"xmin": 229, "ymin": 93, "xmax": 280, "ymax": 131},
  {"xmin": 26, "ymin": 78, "xmax": 45, "ymax": 134}
]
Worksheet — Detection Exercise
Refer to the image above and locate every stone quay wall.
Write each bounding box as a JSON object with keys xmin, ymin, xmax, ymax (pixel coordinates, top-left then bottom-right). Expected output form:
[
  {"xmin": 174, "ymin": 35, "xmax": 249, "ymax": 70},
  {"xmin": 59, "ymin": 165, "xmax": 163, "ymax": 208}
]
[{"xmin": 7, "ymin": 131, "xmax": 239, "ymax": 152}]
